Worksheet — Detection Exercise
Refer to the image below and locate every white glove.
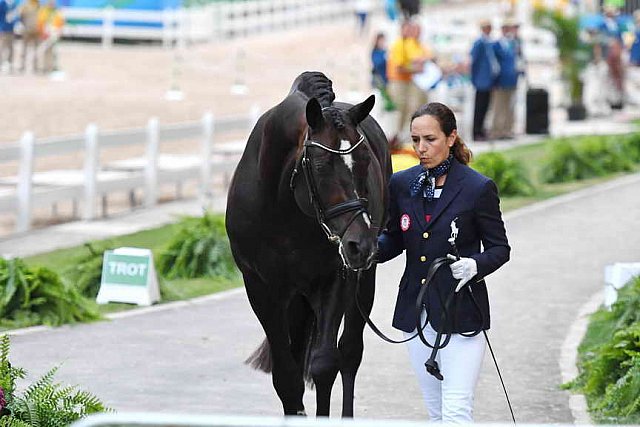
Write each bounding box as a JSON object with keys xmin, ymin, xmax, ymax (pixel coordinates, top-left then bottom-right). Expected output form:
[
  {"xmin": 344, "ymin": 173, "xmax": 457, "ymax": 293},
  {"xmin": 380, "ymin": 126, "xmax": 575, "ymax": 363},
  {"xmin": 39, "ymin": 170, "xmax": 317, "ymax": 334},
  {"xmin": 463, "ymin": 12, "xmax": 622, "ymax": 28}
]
[{"xmin": 449, "ymin": 257, "xmax": 478, "ymax": 293}]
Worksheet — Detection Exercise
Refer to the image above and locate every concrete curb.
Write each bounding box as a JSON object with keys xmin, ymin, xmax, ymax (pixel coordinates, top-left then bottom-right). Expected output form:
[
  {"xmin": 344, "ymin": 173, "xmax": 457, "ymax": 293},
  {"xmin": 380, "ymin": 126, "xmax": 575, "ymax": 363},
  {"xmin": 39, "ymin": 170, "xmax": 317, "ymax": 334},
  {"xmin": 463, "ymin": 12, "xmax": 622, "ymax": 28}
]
[
  {"xmin": 559, "ymin": 290, "xmax": 603, "ymax": 425},
  {"xmin": 5, "ymin": 288, "xmax": 245, "ymax": 337}
]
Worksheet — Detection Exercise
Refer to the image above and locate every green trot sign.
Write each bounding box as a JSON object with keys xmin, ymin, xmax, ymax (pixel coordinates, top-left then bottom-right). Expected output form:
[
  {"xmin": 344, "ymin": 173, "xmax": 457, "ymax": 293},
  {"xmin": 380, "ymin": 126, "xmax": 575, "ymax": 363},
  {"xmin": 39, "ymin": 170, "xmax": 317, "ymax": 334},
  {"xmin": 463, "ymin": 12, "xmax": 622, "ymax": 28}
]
[
  {"xmin": 97, "ymin": 247, "xmax": 160, "ymax": 306},
  {"xmin": 102, "ymin": 253, "xmax": 150, "ymax": 286}
]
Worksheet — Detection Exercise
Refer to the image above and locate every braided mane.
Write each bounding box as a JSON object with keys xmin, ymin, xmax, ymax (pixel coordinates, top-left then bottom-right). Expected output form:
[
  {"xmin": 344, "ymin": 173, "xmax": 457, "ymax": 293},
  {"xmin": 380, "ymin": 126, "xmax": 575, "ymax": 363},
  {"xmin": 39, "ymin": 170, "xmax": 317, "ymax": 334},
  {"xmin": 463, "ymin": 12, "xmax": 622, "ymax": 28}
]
[{"xmin": 289, "ymin": 71, "xmax": 336, "ymax": 108}]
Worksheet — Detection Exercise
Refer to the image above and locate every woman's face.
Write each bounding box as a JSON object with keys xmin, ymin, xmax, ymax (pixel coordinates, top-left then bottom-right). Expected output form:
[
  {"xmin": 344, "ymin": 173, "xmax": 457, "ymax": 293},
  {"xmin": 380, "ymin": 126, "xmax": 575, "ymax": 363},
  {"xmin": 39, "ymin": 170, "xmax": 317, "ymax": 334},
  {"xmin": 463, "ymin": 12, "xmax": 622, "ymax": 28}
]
[{"xmin": 410, "ymin": 114, "xmax": 456, "ymax": 169}]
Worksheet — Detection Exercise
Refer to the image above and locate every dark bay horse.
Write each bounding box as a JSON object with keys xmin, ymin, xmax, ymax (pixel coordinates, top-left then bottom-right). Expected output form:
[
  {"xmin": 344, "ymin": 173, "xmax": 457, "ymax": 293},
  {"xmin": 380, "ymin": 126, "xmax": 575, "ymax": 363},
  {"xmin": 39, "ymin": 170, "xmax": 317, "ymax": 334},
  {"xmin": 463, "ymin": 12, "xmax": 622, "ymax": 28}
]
[{"xmin": 225, "ymin": 72, "xmax": 391, "ymax": 417}]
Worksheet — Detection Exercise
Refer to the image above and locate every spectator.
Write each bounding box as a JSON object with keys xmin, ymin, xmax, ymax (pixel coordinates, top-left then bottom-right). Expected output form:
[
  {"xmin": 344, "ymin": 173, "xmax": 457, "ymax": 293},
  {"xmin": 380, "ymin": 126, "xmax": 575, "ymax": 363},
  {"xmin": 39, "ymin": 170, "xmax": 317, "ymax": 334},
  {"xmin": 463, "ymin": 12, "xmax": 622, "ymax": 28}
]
[
  {"xmin": 371, "ymin": 32, "xmax": 388, "ymax": 90},
  {"xmin": 490, "ymin": 20, "xmax": 518, "ymax": 140},
  {"xmin": 0, "ymin": 0, "xmax": 17, "ymax": 73},
  {"xmin": 386, "ymin": 20, "xmax": 432, "ymax": 150},
  {"xmin": 19, "ymin": 0, "xmax": 39, "ymax": 73},
  {"xmin": 354, "ymin": 0, "xmax": 372, "ymax": 38},
  {"xmin": 470, "ymin": 19, "xmax": 498, "ymax": 141},
  {"xmin": 37, "ymin": 0, "xmax": 64, "ymax": 73},
  {"xmin": 628, "ymin": 10, "xmax": 640, "ymax": 105}
]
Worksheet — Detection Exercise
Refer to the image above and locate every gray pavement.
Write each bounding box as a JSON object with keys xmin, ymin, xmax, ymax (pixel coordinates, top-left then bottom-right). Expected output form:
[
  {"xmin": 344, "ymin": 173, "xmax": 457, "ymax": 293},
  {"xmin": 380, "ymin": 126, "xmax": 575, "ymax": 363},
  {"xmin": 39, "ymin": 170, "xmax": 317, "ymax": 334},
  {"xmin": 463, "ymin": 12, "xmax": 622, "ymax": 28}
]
[{"xmin": 3, "ymin": 161, "xmax": 640, "ymax": 421}]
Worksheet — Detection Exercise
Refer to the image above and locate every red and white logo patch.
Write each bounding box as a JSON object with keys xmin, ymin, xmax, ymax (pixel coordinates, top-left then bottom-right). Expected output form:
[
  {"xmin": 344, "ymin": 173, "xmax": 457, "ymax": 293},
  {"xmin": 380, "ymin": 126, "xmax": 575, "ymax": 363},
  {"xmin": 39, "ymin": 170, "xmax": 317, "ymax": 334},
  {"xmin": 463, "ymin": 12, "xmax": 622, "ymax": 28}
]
[{"xmin": 400, "ymin": 214, "xmax": 411, "ymax": 231}]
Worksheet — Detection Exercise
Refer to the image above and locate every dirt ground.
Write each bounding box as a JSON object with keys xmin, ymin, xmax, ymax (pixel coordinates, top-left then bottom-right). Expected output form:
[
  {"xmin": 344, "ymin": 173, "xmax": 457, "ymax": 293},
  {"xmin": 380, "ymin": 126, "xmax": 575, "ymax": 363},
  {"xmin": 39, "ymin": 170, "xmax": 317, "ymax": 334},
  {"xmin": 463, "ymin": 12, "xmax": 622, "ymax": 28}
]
[{"xmin": 1, "ymin": 20, "xmax": 380, "ymax": 145}]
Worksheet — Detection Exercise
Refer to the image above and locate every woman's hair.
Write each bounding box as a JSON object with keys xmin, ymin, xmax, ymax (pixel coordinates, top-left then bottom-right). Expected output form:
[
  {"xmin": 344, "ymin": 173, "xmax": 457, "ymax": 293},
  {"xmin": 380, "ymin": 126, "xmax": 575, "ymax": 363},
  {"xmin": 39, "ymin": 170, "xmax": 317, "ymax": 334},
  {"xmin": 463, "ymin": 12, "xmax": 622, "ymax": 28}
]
[
  {"xmin": 372, "ymin": 32, "xmax": 385, "ymax": 50},
  {"xmin": 410, "ymin": 102, "xmax": 472, "ymax": 165}
]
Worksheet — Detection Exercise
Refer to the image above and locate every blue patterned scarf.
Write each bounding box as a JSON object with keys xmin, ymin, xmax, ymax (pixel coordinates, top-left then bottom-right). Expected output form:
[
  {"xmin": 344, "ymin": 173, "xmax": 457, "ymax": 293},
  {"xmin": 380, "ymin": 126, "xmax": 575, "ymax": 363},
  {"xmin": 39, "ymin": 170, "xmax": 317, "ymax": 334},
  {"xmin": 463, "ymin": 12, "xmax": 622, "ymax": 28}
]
[{"xmin": 409, "ymin": 155, "xmax": 453, "ymax": 201}]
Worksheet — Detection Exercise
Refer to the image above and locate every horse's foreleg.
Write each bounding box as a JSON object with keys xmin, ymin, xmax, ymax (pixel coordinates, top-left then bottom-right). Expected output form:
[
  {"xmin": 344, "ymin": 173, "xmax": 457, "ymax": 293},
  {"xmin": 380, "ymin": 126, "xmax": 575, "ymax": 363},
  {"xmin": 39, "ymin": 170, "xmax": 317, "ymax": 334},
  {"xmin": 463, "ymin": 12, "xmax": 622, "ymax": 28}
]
[
  {"xmin": 245, "ymin": 274, "xmax": 306, "ymax": 416},
  {"xmin": 339, "ymin": 269, "xmax": 375, "ymax": 418},
  {"xmin": 310, "ymin": 274, "xmax": 347, "ymax": 417}
]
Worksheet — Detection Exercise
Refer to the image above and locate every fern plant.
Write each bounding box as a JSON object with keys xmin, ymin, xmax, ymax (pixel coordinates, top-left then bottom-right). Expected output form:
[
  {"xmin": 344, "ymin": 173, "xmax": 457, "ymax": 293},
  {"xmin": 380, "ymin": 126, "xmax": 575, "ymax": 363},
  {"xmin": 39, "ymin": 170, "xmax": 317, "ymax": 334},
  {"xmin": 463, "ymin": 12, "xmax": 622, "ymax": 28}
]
[
  {"xmin": 63, "ymin": 242, "xmax": 111, "ymax": 299},
  {"xmin": 0, "ymin": 258, "xmax": 101, "ymax": 329},
  {"xmin": 158, "ymin": 212, "xmax": 238, "ymax": 280},
  {"xmin": 0, "ymin": 335, "xmax": 110, "ymax": 426}
]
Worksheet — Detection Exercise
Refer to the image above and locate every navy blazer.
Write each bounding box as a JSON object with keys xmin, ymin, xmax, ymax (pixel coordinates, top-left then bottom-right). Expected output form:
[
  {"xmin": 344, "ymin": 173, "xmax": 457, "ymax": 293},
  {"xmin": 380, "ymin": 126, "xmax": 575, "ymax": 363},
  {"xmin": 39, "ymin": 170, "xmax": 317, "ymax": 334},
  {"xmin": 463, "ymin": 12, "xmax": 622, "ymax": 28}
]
[
  {"xmin": 470, "ymin": 37, "xmax": 497, "ymax": 91},
  {"xmin": 377, "ymin": 159, "xmax": 510, "ymax": 333},
  {"xmin": 493, "ymin": 38, "xmax": 518, "ymax": 89}
]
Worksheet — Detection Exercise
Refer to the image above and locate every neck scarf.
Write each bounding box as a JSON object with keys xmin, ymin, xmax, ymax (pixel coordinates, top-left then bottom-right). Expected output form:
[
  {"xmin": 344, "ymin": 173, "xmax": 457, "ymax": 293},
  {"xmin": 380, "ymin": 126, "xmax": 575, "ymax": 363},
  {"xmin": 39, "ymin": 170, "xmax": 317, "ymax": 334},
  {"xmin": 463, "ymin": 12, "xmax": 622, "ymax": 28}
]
[{"xmin": 409, "ymin": 155, "xmax": 453, "ymax": 201}]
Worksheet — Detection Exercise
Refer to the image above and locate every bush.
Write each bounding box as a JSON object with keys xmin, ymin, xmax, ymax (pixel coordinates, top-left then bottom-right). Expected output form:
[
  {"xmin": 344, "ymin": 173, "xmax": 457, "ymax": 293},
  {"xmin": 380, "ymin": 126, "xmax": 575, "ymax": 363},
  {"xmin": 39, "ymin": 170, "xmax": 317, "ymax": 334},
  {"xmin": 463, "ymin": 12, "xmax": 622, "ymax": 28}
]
[
  {"xmin": 0, "ymin": 335, "xmax": 110, "ymax": 426},
  {"xmin": 0, "ymin": 258, "xmax": 100, "ymax": 329},
  {"xmin": 158, "ymin": 212, "xmax": 237, "ymax": 280},
  {"xmin": 567, "ymin": 277, "xmax": 640, "ymax": 423},
  {"xmin": 63, "ymin": 243, "xmax": 110, "ymax": 299},
  {"xmin": 542, "ymin": 136, "xmax": 635, "ymax": 183},
  {"xmin": 471, "ymin": 152, "xmax": 535, "ymax": 196}
]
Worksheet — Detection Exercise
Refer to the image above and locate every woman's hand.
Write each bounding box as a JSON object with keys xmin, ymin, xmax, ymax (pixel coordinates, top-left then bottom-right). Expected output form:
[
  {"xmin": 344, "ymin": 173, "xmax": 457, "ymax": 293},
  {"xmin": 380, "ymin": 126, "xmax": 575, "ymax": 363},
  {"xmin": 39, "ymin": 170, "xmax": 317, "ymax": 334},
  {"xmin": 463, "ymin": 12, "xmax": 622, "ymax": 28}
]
[{"xmin": 450, "ymin": 257, "xmax": 478, "ymax": 293}]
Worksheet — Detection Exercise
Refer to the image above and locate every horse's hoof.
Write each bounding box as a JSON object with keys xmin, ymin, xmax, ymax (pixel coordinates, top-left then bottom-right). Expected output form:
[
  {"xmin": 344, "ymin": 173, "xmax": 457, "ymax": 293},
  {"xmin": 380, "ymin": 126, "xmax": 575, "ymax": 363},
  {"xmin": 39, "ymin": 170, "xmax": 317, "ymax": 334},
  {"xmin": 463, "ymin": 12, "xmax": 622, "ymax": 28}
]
[{"xmin": 296, "ymin": 410, "xmax": 307, "ymax": 416}]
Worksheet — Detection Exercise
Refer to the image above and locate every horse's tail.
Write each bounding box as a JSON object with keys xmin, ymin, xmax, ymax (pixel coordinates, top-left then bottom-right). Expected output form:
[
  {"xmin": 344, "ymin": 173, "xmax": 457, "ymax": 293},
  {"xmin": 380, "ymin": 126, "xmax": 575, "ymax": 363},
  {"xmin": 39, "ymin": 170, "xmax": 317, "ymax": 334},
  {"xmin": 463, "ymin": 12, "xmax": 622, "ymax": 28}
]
[
  {"xmin": 245, "ymin": 338, "xmax": 272, "ymax": 373},
  {"xmin": 245, "ymin": 295, "xmax": 316, "ymax": 386}
]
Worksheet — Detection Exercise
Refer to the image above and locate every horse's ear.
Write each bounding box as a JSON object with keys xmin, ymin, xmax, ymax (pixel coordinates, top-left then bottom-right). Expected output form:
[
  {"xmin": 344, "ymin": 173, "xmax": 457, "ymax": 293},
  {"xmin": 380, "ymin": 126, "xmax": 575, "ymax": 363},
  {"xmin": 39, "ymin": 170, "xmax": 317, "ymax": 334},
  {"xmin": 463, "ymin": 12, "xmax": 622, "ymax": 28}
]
[
  {"xmin": 306, "ymin": 98, "xmax": 324, "ymax": 130},
  {"xmin": 349, "ymin": 95, "xmax": 375, "ymax": 124}
]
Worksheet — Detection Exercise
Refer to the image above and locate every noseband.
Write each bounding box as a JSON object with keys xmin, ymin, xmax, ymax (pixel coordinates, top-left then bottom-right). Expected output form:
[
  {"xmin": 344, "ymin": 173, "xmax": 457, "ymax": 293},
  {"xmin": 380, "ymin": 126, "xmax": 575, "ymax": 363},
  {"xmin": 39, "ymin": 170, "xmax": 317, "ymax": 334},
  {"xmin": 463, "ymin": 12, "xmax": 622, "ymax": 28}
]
[{"xmin": 289, "ymin": 131, "xmax": 369, "ymax": 248}]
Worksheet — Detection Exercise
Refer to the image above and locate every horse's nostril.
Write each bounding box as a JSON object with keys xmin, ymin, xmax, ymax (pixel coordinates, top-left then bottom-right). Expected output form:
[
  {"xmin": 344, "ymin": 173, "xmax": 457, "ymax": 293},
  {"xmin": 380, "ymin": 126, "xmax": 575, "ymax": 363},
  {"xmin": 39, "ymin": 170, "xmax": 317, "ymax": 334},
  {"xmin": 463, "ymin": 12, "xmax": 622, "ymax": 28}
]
[{"xmin": 346, "ymin": 240, "xmax": 363, "ymax": 258}]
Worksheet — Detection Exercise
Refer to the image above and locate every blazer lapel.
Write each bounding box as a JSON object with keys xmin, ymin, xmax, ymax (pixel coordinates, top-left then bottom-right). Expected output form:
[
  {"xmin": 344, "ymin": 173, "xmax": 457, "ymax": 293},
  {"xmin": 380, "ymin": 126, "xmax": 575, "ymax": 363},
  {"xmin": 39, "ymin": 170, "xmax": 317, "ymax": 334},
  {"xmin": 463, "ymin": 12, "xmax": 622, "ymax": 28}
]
[{"xmin": 427, "ymin": 159, "xmax": 465, "ymax": 230}]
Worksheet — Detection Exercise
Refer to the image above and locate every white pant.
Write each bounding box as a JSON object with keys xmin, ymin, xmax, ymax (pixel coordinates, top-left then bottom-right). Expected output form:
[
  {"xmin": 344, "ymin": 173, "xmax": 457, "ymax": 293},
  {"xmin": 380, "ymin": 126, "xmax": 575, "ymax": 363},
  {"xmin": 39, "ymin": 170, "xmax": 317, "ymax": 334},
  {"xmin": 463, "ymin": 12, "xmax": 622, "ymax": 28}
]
[{"xmin": 403, "ymin": 318, "xmax": 486, "ymax": 423}]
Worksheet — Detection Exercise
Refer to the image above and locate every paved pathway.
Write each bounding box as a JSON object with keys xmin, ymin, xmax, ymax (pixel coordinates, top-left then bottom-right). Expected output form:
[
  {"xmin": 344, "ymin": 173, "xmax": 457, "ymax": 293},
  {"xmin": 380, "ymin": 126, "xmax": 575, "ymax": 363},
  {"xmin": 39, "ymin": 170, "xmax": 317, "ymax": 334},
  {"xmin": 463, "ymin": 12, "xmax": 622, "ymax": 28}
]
[{"xmin": 6, "ymin": 172, "xmax": 640, "ymax": 423}]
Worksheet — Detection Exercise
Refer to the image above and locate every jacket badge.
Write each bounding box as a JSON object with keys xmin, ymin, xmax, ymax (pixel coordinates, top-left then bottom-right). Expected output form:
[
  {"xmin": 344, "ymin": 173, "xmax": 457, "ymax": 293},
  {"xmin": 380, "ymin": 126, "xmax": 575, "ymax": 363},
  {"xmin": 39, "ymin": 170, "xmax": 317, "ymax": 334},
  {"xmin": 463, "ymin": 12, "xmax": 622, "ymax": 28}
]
[{"xmin": 400, "ymin": 214, "xmax": 411, "ymax": 231}]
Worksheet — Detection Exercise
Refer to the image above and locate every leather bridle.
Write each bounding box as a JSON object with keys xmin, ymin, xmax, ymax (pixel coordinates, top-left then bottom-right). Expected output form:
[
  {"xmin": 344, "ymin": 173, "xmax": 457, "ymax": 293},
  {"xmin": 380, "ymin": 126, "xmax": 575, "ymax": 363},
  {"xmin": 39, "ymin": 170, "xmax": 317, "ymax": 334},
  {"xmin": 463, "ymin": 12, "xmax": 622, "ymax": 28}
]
[{"xmin": 289, "ymin": 131, "xmax": 370, "ymax": 267}]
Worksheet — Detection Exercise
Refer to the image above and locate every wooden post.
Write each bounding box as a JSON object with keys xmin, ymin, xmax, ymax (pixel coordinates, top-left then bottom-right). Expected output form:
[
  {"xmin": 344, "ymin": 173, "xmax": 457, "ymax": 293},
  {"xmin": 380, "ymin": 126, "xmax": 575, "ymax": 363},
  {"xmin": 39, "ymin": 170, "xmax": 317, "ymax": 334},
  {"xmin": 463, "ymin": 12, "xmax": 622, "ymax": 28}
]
[
  {"xmin": 16, "ymin": 132, "xmax": 35, "ymax": 233},
  {"xmin": 83, "ymin": 124, "xmax": 99, "ymax": 221},
  {"xmin": 200, "ymin": 112, "xmax": 214, "ymax": 207},
  {"xmin": 102, "ymin": 6, "xmax": 114, "ymax": 49},
  {"xmin": 144, "ymin": 117, "xmax": 160, "ymax": 208}
]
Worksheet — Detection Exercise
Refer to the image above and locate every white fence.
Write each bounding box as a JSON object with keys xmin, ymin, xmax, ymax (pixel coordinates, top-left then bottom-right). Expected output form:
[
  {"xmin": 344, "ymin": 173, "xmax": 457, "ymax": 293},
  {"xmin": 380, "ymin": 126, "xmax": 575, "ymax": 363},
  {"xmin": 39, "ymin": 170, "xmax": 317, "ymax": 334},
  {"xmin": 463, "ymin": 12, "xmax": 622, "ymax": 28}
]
[
  {"xmin": 0, "ymin": 106, "xmax": 261, "ymax": 235},
  {"xmin": 61, "ymin": 0, "xmax": 359, "ymax": 45}
]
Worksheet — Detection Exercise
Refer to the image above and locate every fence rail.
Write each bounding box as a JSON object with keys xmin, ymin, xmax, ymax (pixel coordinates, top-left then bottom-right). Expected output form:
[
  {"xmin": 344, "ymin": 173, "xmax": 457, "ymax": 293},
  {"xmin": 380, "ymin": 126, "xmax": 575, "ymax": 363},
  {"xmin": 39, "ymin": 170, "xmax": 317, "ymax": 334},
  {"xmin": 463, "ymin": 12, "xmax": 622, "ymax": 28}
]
[
  {"xmin": 0, "ymin": 106, "xmax": 261, "ymax": 235},
  {"xmin": 61, "ymin": 0, "xmax": 360, "ymax": 45}
]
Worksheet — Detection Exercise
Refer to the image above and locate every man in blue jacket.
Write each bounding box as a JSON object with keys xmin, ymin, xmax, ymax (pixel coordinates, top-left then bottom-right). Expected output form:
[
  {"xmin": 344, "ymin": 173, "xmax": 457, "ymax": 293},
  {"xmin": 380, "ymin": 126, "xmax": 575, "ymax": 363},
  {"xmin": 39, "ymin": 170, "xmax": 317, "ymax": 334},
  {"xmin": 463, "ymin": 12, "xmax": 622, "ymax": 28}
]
[
  {"xmin": 0, "ymin": 0, "xmax": 17, "ymax": 73},
  {"xmin": 470, "ymin": 19, "xmax": 499, "ymax": 141},
  {"xmin": 491, "ymin": 19, "xmax": 519, "ymax": 140}
]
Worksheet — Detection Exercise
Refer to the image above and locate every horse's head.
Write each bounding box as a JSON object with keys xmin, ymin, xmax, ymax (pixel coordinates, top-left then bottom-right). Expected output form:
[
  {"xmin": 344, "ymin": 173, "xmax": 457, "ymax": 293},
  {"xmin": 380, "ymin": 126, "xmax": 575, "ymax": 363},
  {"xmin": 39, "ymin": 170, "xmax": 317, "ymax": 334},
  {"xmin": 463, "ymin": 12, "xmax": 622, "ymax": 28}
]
[{"xmin": 290, "ymin": 95, "xmax": 377, "ymax": 271}]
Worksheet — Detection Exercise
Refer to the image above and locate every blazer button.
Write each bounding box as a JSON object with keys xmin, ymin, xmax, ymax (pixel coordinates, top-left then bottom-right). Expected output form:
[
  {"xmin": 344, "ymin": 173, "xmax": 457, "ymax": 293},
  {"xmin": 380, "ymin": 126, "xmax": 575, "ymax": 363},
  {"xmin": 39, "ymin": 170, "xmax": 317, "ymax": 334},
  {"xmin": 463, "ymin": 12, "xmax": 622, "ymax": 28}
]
[
  {"xmin": 420, "ymin": 256, "xmax": 427, "ymax": 262},
  {"xmin": 421, "ymin": 278, "xmax": 426, "ymax": 285},
  {"xmin": 423, "ymin": 232, "xmax": 429, "ymax": 239}
]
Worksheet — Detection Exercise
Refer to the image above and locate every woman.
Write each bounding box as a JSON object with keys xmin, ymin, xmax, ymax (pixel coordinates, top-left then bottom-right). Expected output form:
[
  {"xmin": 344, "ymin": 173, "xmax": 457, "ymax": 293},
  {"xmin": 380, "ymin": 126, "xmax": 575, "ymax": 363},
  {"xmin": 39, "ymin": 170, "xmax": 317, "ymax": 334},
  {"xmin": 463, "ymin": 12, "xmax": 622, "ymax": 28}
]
[{"xmin": 377, "ymin": 102, "xmax": 510, "ymax": 422}]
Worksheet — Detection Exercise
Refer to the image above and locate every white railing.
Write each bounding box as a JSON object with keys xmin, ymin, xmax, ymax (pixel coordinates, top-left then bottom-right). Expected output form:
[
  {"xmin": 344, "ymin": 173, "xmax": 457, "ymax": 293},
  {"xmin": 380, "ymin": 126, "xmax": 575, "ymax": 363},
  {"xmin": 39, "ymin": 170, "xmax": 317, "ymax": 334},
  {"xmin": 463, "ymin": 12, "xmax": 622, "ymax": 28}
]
[
  {"xmin": 61, "ymin": 0, "xmax": 359, "ymax": 45},
  {"xmin": 0, "ymin": 105, "xmax": 261, "ymax": 235}
]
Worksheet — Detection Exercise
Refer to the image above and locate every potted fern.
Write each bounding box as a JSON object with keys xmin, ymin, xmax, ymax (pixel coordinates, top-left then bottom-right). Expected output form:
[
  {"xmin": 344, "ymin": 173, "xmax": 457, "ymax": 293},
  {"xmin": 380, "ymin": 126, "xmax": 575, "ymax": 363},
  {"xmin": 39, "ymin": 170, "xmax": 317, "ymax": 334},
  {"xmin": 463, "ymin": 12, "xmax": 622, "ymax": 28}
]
[{"xmin": 534, "ymin": 7, "xmax": 590, "ymax": 120}]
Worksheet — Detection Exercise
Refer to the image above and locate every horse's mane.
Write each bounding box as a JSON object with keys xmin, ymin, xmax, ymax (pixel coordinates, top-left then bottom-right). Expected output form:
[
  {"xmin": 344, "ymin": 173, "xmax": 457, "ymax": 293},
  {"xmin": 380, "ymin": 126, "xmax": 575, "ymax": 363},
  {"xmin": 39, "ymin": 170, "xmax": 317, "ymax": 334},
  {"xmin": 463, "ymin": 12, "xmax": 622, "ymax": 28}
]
[{"xmin": 289, "ymin": 71, "xmax": 336, "ymax": 108}]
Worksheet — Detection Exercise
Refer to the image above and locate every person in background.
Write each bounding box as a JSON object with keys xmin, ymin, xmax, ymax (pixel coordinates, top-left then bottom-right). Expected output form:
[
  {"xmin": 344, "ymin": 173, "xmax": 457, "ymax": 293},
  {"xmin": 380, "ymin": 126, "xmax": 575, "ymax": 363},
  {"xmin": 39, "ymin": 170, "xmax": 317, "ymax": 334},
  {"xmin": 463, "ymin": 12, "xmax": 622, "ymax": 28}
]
[
  {"xmin": 376, "ymin": 101, "xmax": 510, "ymax": 422},
  {"xmin": 354, "ymin": 0, "xmax": 372, "ymax": 38},
  {"xmin": 0, "ymin": 0, "xmax": 17, "ymax": 73},
  {"xmin": 387, "ymin": 20, "xmax": 431, "ymax": 150},
  {"xmin": 371, "ymin": 32, "xmax": 388, "ymax": 90},
  {"xmin": 19, "ymin": 0, "xmax": 39, "ymax": 73},
  {"xmin": 490, "ymin": 19, "xmax": 518, "ymax": 140},
  {"xmin": 470, "ymin": 19, "xmax": 498, "ymax": 141},
  {"xmin": 627, "ymin": 10, "xmax": 640, "ymax": 105},
  {"xmin": 37, "ymin": 0, "xmax": 64, "ymax": 73}
]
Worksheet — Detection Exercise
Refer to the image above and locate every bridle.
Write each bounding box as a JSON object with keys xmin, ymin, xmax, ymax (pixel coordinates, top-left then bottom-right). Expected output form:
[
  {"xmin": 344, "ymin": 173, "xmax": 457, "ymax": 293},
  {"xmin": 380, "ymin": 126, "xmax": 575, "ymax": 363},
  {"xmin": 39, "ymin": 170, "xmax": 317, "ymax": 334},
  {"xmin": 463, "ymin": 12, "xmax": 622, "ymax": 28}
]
[{"xmin": 289, "ymin": 129, "xmax": 370, "ymax": 266}]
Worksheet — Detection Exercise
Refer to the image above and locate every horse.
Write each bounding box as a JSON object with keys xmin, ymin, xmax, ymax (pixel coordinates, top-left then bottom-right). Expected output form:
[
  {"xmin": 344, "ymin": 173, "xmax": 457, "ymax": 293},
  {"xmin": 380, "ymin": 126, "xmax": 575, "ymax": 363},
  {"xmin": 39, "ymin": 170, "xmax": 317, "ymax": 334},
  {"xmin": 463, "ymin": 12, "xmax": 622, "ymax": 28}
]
[{"xmin": 225, "ymin": 71, "xmax": 391, "ymax": 417}]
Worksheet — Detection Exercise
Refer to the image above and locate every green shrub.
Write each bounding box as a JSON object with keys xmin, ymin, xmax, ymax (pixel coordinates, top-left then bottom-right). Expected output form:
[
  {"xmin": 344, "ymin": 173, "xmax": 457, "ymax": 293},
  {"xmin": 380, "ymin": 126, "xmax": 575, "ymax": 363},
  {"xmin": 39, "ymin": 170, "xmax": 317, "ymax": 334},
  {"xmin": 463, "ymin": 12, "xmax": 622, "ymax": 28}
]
[
  {"xmin": 471, "ymin": 152, "xmax": 535, "ymax": 196},
  {"xmin": 63, "ymin": 243, "xmax": 110, "ymax": 299},
  {"xmin": 620, "ymin": 133, "xmax": 640, "ymax": 163},
  {"xmin": 568, "ymin": 277, "xmax": 640, "ymax": 423},
  {"xmin": 0, "ymin": 258, "xmax": 100, "ymax": 329},
  {"xmin": 158, "ymin": 212, "xmax": 237, "ymax": 280},
  {"xmin": 0, "ymin": 335, "xmax": 110, "ymax": 426},
  {"xmin": 542, "ymin": 136, "xmax": 634, "ymax": 183}
]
